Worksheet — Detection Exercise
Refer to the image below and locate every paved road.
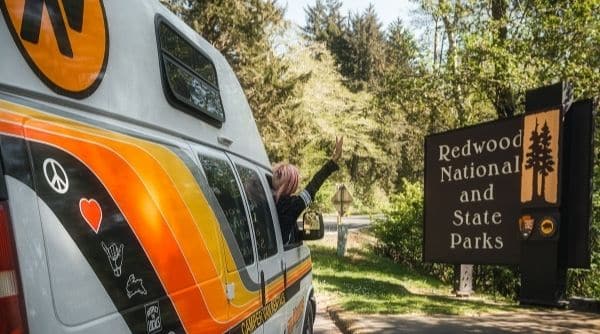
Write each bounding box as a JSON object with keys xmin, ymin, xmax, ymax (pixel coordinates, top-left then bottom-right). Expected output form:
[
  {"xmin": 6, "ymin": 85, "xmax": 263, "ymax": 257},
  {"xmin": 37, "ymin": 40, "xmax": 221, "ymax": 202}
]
[
  {"xmin": 333, "ymin": 310, "xmax": 600, "ymax": 334},
  {"xmin": 314, "ymin": 310, "xmax": 341, "ymax": 334},
  {"xmin": 322, "ymin": 214, "xmax": 374, "ymax": 233}
]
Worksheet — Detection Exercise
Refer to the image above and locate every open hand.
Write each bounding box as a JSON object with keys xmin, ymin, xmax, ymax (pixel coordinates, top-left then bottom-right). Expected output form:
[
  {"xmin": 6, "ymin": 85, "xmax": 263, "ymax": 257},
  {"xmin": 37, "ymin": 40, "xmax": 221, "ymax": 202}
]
[{"xmin": 331, "ymin": 136, "xmax": 343, "ymax": 162}]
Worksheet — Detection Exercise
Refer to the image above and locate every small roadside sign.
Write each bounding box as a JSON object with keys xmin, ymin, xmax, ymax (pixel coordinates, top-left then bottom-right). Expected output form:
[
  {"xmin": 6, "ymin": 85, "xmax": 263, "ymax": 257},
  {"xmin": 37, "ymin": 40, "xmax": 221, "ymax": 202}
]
[{"xmin": 332, "ymin": 184, "xmax": 353, "ymax": 216}]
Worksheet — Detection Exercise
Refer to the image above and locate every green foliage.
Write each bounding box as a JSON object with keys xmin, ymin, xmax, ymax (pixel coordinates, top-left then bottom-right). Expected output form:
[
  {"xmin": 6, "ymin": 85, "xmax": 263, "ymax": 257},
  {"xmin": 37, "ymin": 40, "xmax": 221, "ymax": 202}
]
[
  {"xmin": 372, "ymin": 180, "xmax": 424, "ymax": 268},
  {"xmin": 303, "ymin": 2, "xmax": 388, "ymax": 89},
  {"xmin": 302, "ymin": 0, "xmax": 344, "ymax": 43},
  {"xmin": 371, "ymin": 180, "xmax": 453, "ymax": 283},
  {"xmin": 283, "ymin": 41, "xmax": 394, "ymax": 211}
]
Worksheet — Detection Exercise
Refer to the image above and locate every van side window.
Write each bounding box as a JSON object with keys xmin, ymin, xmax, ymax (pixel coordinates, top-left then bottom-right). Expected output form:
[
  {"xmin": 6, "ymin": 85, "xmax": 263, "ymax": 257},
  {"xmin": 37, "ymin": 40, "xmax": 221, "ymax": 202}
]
[
  {"xmin": 199, "ymin": 155, "xmax": 254, "ymax": 266},
  {"xmin": 158, "ymin": 22, "xmax": 225, "ymax": 123},
  {"xmin": 236, "ymin": 165, "xmax": 278, "ymax": 260}
]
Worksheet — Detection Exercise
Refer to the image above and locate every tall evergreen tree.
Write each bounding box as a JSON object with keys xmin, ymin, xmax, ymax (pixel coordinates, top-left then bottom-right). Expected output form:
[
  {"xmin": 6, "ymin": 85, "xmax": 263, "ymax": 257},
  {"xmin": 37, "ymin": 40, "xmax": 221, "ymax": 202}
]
[
  {"xmin": 385, "ymin": 19, "xmax": 418, "ymax": 74},
  {"xmin": 302, "ymin": 0, "xmax": 344, "ymax": 43},
  {"xmin": 340, "ymin": 4, "xmax": 386, "ymax": 88}
]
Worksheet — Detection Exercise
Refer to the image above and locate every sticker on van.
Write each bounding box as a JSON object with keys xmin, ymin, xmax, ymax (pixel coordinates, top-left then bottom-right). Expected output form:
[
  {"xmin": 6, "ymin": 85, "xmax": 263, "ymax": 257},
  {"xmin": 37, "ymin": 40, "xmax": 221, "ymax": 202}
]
[{"xmin": 0, "ymin": 0, "xmax": 109, "ymax": 98}]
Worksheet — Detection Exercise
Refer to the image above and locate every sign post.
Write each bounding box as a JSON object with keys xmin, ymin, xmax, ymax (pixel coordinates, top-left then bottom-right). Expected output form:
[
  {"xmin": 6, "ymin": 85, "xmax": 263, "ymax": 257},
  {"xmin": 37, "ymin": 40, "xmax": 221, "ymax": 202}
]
[{"xmin": 332, "ymin": 184, "xmax": 353, "ymax": 257}]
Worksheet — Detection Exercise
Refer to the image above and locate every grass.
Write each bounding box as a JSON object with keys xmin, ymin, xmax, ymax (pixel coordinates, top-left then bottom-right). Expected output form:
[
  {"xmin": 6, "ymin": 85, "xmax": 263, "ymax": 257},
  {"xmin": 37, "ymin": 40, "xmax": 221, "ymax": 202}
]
[{"xmin": 307, "ymin": 235, "xmax": 518, "ymax": 316}]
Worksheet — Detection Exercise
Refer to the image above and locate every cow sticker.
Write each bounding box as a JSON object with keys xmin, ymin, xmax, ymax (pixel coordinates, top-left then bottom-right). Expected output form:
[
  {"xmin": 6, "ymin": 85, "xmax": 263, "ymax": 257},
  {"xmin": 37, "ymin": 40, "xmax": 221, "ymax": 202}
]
[
  {"xmin": 0, "ymin": 0, "xmax": 109, "ymax": 98},
  {"xmin": 126, "ymin": 274, "xmax": 147, "ymax": 299}
]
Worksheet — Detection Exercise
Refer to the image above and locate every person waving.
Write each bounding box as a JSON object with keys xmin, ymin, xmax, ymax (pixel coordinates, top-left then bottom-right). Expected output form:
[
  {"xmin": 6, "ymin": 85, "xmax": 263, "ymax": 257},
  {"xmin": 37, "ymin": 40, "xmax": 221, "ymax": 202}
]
[{"xmin": 271, "ymin": 137, "xmax": 344, "ymax": 244}]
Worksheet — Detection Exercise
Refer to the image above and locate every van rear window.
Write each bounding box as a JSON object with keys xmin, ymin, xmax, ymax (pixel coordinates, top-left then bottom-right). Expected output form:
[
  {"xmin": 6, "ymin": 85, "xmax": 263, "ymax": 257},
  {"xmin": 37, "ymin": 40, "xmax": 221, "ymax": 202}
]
[
  {"xmin": 236, "ymin": 164, "xmax": 278, "ymax": 260},
  {"xmin": 158, "ymin": 22, "xmax": 225, "ymax": 123},
  {"xmin": 198, "ymin": 155, "xmax": 255, "ymax": 266}
]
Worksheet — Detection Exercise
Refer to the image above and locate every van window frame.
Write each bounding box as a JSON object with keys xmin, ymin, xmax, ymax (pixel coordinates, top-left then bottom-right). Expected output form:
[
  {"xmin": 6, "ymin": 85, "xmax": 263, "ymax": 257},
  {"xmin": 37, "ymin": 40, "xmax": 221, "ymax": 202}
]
[
  {"xmin": 233, "ymin": 163, "xmax": 281, "ymax": 261},
  {"xmin": 196, "ymin": 151, "xmax": 258, "ymax": 268},
  {"xmin": 264, "ymin": 172, "xmax": 303, "ymax": 251},
  {"xmin": 154, "ymin": 15, "xmax": 225, "ymax": 128}
]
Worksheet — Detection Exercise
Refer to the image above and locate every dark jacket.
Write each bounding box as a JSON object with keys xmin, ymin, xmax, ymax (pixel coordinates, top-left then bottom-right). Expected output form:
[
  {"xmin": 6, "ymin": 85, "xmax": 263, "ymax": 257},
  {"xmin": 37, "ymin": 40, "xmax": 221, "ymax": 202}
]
[{"xmin": 276, "ymin": 160, "xmax": 339, "ymax": 244}]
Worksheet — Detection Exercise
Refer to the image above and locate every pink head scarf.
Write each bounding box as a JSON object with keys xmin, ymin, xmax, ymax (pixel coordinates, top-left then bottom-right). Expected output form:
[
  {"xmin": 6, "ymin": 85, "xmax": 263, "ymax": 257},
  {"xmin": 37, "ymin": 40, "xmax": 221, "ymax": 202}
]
[{"xmin": 272, "ymin": 163, "xmax": 299, "ymax": 202}]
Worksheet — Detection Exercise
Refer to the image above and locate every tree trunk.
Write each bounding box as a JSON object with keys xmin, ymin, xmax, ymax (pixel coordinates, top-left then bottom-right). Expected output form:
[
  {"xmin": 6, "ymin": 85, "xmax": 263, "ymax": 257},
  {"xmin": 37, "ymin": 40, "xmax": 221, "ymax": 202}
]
[
  {"xmin": 350, "ymin": 153, "xmax": 359, "ymax": 181},
  {"xmin": 491, "ymin": 0, "xmax": 516, "ymax": 118},
  {"xmin": 532, "ymin": 169, "xmax": 539, "ymax": 201},
  {"xmin": 540, "ymin": 173, "xmax": 546, "ymax": 202},
  {"xmin": 433, "ymin": 16, "xmax": 439, "ymax": 67}
]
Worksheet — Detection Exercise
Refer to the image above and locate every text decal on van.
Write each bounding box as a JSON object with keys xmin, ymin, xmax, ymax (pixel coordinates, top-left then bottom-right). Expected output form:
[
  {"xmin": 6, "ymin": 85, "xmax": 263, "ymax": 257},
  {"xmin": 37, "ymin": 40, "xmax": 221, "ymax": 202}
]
[{"xmin": 0, "ymin": 0, "xmax": 109, "ymax": 98}]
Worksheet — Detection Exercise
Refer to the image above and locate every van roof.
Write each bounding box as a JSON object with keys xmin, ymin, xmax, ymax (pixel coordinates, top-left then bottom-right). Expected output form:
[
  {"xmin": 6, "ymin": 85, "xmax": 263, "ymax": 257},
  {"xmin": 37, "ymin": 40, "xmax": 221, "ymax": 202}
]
[{"xmin": 0, "ymin": 0, "xmax": 271, "ymax": 169}]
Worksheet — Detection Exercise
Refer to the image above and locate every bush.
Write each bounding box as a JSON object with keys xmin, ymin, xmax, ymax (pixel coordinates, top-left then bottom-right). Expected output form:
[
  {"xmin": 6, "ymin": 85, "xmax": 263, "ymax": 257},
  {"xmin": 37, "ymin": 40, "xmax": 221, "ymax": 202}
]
[
  {"xmin": 372, "ymin": 179, "xmax": 423, "ymax": 267},
  {"xmin": 372, "ymin": 179, "xmax": 454, "ymax": 284}
]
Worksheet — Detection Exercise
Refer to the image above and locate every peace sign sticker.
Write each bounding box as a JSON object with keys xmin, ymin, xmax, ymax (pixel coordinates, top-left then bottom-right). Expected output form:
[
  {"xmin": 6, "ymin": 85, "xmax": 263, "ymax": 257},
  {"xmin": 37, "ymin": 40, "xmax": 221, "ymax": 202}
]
[{"xmin": 43, "ymin": 158, "xmax": 69, "ymax": 194}]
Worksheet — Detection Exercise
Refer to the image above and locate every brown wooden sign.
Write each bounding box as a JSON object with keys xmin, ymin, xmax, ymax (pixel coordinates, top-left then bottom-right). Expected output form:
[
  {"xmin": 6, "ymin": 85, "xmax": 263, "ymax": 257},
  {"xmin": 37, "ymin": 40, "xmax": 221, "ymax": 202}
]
[{"xmin": 424, "ymin": 116, "xmax": 524, "ymax": 264}]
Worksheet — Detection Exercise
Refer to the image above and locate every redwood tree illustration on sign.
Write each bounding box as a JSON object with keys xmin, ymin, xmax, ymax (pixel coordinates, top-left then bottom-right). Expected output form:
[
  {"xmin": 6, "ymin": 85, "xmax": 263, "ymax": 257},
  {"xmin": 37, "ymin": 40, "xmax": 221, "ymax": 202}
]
[
  {"xmin": 538, "ymin": 121, "xmax": 555, "ymax": 200},
  {"xmin": 524, "ymin": 118, "xmax": 554, "ymax": 202}
]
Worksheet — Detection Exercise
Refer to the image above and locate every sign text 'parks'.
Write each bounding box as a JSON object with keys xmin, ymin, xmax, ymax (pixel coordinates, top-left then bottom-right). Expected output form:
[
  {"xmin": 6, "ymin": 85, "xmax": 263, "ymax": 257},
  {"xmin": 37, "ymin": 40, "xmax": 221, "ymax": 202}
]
[{"xmin": 424, "ymin": 116, "xmax": 523, "ymax": 264}]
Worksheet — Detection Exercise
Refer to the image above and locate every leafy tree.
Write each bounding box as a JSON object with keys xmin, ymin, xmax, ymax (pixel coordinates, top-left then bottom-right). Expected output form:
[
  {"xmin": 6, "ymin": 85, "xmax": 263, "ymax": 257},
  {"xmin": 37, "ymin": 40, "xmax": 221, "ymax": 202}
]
[{"xmin": 284, "ymin": 41, "xmax": 395, "ymax": 210}]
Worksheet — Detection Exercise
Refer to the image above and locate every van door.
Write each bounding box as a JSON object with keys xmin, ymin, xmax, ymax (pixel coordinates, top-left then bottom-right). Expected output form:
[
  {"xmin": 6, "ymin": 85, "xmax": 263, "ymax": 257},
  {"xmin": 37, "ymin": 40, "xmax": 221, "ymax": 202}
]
[
  {"xmin": 282, "ymin": 219, "xmax": 313, "ymax": 334},
  {"xmin": 228, "ymin": 156, "xmax": 286, "ymax": 334},
  {"xmin": 192, "ymin": 146, "xmax": 263, "ymax": 333}
]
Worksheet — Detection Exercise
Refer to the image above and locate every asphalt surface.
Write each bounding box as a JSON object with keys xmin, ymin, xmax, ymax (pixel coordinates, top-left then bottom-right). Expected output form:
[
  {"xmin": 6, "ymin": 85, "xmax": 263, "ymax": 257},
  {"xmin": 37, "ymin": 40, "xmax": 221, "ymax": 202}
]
[
  {"xmin": 333, "ymin": 310, "xmax": 600, "ymax": 334},
  {"xmin": 322, "ymin": 214, "xmax": 374, "ymax": 233}
]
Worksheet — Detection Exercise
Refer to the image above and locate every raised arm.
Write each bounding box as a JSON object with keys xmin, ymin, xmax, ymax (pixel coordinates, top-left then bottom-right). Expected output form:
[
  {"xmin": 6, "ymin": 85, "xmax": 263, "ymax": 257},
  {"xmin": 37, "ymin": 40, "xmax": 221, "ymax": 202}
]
[{"xmin": 288, "ymin": 137, "xmax": 344, "ymax": 215}]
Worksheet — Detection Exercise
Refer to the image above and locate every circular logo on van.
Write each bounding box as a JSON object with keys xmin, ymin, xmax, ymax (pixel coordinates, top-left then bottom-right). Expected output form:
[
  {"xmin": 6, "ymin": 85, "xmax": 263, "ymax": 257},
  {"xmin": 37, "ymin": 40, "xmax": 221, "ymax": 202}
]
[{"xmin": 0, "ymin": 0, "xmax": 109, "ymax": 98}]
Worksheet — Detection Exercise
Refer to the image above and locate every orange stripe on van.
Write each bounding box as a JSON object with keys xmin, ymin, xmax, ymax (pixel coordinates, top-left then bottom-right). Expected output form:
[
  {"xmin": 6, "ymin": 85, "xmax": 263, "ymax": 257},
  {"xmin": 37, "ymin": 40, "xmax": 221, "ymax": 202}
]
[
  {"xmin": 0, "ymin": 110, "xmax": 259, "ymax": 330},
  {"xmin": 4, "ymin": 100, "xmax": 260, "ymax": 307},
  {"xmin": 23, "ymin": 125, "xmax": 225, "ymax": 331}
]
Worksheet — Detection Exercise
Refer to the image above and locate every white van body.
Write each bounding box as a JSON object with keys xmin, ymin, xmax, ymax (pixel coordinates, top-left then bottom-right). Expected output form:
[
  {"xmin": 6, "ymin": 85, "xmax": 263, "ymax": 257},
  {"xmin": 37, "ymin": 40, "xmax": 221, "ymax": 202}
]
[{"xmin": 0, "ymin": 1, "xmax": 316, "ymax": 333}]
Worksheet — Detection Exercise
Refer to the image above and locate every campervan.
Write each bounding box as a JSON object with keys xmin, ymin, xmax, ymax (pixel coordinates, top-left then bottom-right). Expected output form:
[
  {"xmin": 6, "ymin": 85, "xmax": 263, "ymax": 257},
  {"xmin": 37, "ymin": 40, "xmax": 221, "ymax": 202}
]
[{"xmin": 0, "ymin": 1, "xmax": 323, "ymax": 333}]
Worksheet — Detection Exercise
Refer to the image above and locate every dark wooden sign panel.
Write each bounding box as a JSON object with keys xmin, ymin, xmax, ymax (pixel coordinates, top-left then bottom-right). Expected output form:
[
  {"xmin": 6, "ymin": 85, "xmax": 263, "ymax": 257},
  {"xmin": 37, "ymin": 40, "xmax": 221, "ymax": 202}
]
[
  {"xmin": 424, "ymin": 116, "xmax": 523, "ymax": 264},
  {"xmin": 563, "ymin": 99, "xmax": 595, "ymax": 268}
]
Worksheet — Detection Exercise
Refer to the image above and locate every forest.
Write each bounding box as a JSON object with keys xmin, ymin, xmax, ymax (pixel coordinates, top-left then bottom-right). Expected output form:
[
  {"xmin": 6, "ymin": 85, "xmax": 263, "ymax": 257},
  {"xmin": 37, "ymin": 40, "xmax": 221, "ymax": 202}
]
[{"xmin": 160, "ymin": 0, "xmax": 599, "ymax": 299}]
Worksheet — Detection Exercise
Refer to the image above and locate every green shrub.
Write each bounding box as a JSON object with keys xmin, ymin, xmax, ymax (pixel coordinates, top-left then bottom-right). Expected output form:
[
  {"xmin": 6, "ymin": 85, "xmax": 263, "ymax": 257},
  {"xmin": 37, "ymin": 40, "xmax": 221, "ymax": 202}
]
[
  {"xmin": 372, "ymin": 179, "xmax": 424, "ymax": 268},
  {"xmin": 372, "ymin": 179, "xmax": 454, "ymax": 284}
]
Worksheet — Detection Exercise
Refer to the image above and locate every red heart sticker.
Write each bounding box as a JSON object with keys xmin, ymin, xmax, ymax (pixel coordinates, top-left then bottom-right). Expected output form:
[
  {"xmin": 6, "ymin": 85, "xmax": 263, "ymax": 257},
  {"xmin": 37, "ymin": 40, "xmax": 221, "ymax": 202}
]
[{"xmin": 79, "ymin": 198, "xmax": 103, "ymax": 233}]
